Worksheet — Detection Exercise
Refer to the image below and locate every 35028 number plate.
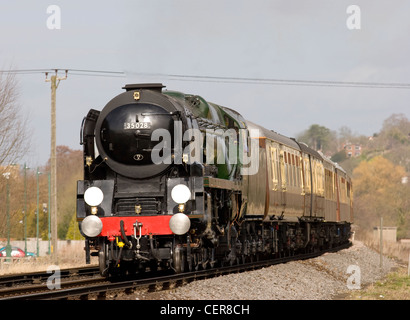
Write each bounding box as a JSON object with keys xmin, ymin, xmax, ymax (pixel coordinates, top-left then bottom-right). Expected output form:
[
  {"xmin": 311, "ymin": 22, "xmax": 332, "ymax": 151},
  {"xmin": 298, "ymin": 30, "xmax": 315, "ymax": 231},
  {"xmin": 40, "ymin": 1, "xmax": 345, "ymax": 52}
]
[{"xmin": 123, "ymin": 122, "xmax": 151, "ymax": 129}]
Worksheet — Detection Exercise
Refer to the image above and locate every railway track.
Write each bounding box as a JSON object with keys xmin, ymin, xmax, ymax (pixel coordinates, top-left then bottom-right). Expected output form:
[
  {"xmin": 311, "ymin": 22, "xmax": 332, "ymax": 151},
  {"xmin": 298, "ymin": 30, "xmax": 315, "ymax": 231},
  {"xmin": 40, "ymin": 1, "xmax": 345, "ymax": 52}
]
[
  {"xmin": 0, "ymin": 266, "xmax": 102, "ymax": 299},
  {"xmin": 0, "ymin": 242, "xmax": 351, "ymax": 300},
  {"xmin": 0, "ymin": 265, "xmax": 100, "ymax": 289}
]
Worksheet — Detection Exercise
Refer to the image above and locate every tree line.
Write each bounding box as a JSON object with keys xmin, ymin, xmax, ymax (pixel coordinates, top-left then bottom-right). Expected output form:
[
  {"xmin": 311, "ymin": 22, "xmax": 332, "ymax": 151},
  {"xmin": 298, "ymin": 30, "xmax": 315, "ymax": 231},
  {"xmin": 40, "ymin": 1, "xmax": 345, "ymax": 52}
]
[
  {"xmin": 0, "ymin": 71, "xmax": 83, "ymax": 242},
  {"xmin": 297, "ymin": 114, "xmax": 410, "ymax": 239},
  {"xmin": 0, "ymin": 146, "xmax": 83, "ymax": 241}
]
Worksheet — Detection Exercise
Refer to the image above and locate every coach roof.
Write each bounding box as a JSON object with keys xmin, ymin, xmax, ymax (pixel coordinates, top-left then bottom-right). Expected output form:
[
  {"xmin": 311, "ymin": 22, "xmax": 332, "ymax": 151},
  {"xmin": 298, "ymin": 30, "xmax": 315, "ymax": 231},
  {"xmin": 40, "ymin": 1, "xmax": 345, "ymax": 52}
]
[{"xmin": 245, "ymin": 120, "xmax": 301, "ymax": 150}]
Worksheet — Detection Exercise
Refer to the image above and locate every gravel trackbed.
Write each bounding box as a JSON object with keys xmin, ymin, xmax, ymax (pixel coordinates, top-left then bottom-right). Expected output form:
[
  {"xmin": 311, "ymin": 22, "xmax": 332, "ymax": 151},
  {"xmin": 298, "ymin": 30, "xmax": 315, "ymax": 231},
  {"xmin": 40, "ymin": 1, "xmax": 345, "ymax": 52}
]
[{"xmin": 122, "ymin": 240, "xmax": 396, "ymax": 300}]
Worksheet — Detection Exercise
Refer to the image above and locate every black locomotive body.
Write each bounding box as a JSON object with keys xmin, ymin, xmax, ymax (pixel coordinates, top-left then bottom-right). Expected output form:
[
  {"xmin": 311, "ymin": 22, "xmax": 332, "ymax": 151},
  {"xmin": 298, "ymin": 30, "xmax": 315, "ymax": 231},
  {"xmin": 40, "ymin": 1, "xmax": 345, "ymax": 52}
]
[{"xmin": 77, "ymin": 83, "xmax": 352, "ymax": 277}]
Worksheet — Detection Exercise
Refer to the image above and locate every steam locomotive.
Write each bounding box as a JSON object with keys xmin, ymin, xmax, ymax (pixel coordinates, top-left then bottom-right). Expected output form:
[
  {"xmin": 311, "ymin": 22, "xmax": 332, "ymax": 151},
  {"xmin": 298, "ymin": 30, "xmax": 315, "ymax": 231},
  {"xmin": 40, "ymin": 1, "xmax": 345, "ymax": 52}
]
[{"xmin": 76, "ymin": 83, "xmax": 352, "ymax": 277}]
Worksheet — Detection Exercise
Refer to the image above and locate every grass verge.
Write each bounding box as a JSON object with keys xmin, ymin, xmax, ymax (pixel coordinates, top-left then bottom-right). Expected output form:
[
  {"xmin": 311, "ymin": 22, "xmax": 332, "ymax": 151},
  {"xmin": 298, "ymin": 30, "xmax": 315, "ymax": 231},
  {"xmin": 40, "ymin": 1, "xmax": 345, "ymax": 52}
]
[{"xmin": 347, "ymin": 267, "xmax": 410, "ymax": 300}]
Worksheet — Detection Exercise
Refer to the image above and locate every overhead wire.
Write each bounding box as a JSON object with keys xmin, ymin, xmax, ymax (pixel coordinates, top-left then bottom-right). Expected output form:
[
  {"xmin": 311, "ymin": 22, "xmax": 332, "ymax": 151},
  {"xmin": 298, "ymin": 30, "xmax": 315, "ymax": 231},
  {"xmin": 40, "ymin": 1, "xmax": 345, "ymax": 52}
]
[
  {"xmin": 1, "ymin": 68, "xmax": 410, "ymax": 88},
  {"xmin": 0, "ymin": 68, "xmax": 126, "ymax": 78},
  {"xmin": 68, "ymin": 72, "xmax": 125, "ymax": 78},
  {"xmin": 166, "ymin": 76, "xmax": 410, "ymax": 89},
  {"xmin": 161, "ymin": 73, "xmax": 410, "ymax": 89}
]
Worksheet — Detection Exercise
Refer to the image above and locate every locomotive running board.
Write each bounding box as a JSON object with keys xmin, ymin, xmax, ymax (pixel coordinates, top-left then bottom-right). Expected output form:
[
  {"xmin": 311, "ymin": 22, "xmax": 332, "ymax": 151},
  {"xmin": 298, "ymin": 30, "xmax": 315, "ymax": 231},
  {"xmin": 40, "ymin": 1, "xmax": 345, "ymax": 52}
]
[{"xmin": 203, "ymin": 177, "xmax": 242, "ymax": 191}]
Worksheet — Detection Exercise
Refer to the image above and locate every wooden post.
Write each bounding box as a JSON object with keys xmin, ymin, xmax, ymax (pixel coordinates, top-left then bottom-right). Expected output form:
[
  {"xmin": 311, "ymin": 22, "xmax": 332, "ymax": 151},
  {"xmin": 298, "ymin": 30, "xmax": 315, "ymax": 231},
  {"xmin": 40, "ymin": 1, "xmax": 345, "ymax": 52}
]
[
  {"xmin": 379, "ymin": 216, "xmax": 383, "ymax": 271},
  {"xmin": 407, "ymin": 251, "xmax": 410, "ymax": 277},
  {"xmin": 45, "ymin": 70, "xmax": 67, "ymax": 264}
]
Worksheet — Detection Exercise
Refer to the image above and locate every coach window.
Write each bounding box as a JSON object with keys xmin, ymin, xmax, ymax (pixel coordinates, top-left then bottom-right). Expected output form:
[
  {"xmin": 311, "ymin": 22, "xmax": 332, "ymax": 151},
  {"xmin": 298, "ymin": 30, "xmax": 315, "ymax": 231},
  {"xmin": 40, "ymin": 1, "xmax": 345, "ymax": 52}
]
[
  {"xmin": 313, "ymin": 161, "xmax": 318, "ymax": 195},
  {"xmin": 287, "ymin": 153, "xmax": 291, "ymax": 187},
  {"xmin": 340, "ymin": 177, "xmax": 346, "ymax": 203},
  {"xmin": 291, "ymin": 154, "xmax": 294, "ymax": 187},
  {"xmin": 270, "ymin": 147, "xmax": 279, "ymax": 190},
  {"xmin": 288, "ymin": 152, "xmax": 292, "ymax": 187},
  {"xmin": 330, "ymin": 170, "xmax": 335, "ymax": 200},
  {"xmin": 290, "ymin": 154, "xmax": 295, "ymax": 187},
  {"xmin": 311, "ymin": 161, "xmax": 316, "ymax": 194},
  {"xmin": 295, "ymin": 156, "xmax": 300, "ymax": 188},
  {"xmin": 318, "ymin": 162, "xmax": 325, "ymax": 197},
  {"xmin": 304, "ymin": 157, "xmax": 311, "ymax": 193},
  {"xmin": 298, "ymin": 157, "xmax": 303, "ymax": 189},
  {"xmin": 296, "ymin": 155, "xmax": 301, "ymax": 188},
  {"xmin": 325, "ymin": 169, "xmax": 331, "ymax": 199},
  {"xmin": 284, "ymin": 152, "xmax": 288, "ymax": 187},
  {"xmin": 275, "ymin": 148, "xmax": 280, "ymax": 185},
  {"xmin": 280, "ymin": 151, "xmax": 286, "ymax": 189},
  {"xmin": 314, "ymin": 160, "xmax": 321, "ymax": 196},
  {"xmin": 317, "ymin": 161, "xmax": 323, "ymax": 196},
  {"xmin": 284, "ymin": 152, "xmax": 288, "ymax": 186},
  {"xmin": 283, "ymin": 152, "xmax": 287, "ymax": 186}
]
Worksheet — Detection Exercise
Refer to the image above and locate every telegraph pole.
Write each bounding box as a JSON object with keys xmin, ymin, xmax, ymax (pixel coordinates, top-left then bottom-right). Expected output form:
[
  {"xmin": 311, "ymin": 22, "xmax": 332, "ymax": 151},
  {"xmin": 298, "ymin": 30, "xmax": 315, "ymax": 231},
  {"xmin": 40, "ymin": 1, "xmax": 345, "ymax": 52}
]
[
  {"xmin": 380, "ymin": 216, "xmax": 383, "ymax": 271},
  {"xmin": 36, "ymin": 168, "xmax": 41, "ymax": 257},
  {"xmin": 2, "ymin": 172, "xmax": 11, "ymax": 260},
  {"xmin": 24, "ymin": 163, "xmax": 28, "ymax": 255},
  {"xmin": 48, "ymin": 172, "xmax": 51, "ymax": 255},
  {"xmin": 45, "ymin": 69, "xmax": 67, "ymax": 263}
]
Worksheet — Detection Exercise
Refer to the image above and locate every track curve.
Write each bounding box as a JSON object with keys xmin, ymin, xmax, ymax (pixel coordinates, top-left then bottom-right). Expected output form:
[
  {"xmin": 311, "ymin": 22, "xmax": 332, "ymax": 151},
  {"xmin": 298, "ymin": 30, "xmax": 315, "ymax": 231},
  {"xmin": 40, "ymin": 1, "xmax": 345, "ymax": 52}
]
[{"xmin": 1, "ymin": 242, "xmax": 351, "ymax": 300}]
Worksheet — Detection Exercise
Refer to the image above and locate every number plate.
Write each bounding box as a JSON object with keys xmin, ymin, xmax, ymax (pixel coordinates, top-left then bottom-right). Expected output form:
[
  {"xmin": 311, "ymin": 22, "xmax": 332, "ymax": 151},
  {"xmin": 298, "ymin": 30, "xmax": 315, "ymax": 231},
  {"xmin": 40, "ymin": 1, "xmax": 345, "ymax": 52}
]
[{"xmin": 123, "ymin": 122, "xmax": 151, "ymax": 129}]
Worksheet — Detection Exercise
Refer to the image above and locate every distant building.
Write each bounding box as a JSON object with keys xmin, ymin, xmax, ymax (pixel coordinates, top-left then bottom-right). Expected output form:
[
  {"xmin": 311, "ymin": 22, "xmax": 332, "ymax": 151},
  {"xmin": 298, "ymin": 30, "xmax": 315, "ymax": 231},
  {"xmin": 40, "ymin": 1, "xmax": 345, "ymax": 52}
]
[
  {"xmin": 342, "ymin": 142, "xmax": 362, "ymax": 157},
  {"xmin": 373, "ymin": 226, "xmax": 397, "ymax": 242}
]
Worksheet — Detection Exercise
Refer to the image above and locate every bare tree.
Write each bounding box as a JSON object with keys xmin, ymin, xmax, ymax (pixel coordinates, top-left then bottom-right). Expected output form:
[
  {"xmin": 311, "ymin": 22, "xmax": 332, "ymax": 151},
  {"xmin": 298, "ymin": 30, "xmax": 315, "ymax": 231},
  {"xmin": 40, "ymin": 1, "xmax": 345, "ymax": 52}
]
[{"xmin": 0, "ymin": 71, "xmax": 30, "ymax": 167}]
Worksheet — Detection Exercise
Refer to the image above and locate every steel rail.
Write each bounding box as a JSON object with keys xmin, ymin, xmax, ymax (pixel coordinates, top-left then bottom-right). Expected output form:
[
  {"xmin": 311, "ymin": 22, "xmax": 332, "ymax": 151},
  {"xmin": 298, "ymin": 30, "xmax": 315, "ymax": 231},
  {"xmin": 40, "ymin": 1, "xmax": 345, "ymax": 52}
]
[
  {"xmin": 0, "ymin": 266, "xmax": 99, "ymax": 288},
  {"xmin": 0, "ymin": 275, "xmax": 107, "ymax": 299}
]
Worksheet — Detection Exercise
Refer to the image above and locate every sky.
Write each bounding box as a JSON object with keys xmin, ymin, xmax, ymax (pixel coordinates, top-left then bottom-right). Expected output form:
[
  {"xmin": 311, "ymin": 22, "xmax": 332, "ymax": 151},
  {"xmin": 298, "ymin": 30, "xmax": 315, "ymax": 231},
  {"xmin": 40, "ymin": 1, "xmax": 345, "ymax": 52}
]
[{"xmin": 1, "ymin": 0, "xmax": 410, "ymax": 167}]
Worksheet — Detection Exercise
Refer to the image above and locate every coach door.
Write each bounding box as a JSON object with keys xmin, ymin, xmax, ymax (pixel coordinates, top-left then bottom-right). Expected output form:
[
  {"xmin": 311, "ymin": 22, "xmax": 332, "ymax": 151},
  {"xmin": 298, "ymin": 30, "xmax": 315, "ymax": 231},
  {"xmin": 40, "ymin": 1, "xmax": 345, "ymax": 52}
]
[
  {"xmin": 302, "ymin": 153, "xmax": 312, "ymax": 217},
  {"xmin": 246, "ymin": 137, "xmax": 267, "ymax": 217},
  {"xmin": 312, "ymin": 158, "xmax": 325, "ymax": 217},
  {"xmin": 266, "ymin": 141, "xmax": 285, "ymax": 216}
]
